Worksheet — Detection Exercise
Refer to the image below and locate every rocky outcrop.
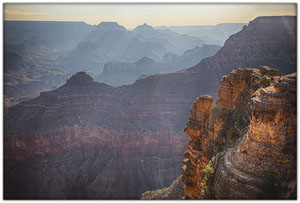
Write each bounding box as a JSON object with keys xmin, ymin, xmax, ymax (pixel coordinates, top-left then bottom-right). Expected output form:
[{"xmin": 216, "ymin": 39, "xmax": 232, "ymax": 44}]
[
  {"xmin": 141, "ymin": 175, "xmax": 184, "ymax": 200},
  {"xmin": 183, "ymin": 67, "xmax": 296, "ymax": 199}
]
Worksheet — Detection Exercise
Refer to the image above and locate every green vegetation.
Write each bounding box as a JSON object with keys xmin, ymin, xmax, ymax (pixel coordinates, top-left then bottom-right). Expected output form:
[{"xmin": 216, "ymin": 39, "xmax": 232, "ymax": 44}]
[
  {"xmin": 202, "ymin": 164, "xmax": 214, "ymax": 174},
  {"xmin": 259, "ymin": 76, "xmax": 271, "ymax": 87},
  {"xmin": 200, "ymin": 156, "xmax": 216, "ymax": 199},
  {"xmin": 260, "ymin": 66, "xmax": 278, "ymax": 76},
  {"xmin": 200, "ymin": 176, "xmax": 212, "ymax": 199}
]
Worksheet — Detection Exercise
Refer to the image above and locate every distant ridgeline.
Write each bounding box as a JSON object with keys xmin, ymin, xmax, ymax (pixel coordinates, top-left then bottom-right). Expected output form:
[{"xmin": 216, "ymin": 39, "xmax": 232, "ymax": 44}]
[
  {"xmin": 4, "ymin": 20, "xmax": 230, "ymax": 106},
  {"xmin": 4, "ymin": 16, "xmax": 296, "ymax": 199}
]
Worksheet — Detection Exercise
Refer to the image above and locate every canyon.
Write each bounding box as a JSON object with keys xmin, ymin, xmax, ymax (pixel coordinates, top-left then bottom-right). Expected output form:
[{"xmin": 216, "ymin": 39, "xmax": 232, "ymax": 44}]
[
  {"xmin": 4, "ymin": 72, "xmax": 189, "ymax": 199},
  {"xmin": 143, "ymin": 66, "xmax": 296, "ymax": 199},
  {"xmin": 4, "ymin": 21, "xmax": 224, "ymax": 105},
  {"xmin": 4, "ymin": 16, "xmax": 297, "ymax": 199}
]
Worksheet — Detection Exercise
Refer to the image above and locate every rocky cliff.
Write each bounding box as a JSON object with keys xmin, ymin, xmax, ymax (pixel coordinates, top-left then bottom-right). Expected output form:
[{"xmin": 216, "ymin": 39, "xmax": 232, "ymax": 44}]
[
  {"xmin": 4, "ymin": 72, "xmax": 189, "ymax": 199},
  {"xmin": 183, "ymin": 66, "xmax": 296, "ymax": 199},
  {"xmin": 183, "ymin": 16, "xmax": 296, "ymax": 101},
  {"xmin": 4, "ymin": 16, "xmax": 296, "ymax": 199}
]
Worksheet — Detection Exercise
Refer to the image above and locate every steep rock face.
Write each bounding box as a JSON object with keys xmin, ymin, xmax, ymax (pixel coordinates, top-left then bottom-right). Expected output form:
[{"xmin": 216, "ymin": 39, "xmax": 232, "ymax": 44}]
[
  {"xmin": 188, "ymin": 16, "xmax": 296, "ymax": 75},
  {"xmin": 4, "ymin": 72, "xmax": 189, "ymax": 199},
  {"xmin": 214, "ymin": 72, "xmax": 296, "ymax": 199},
  {"xmin": 183, "ymin": 67, "xmax": 296, "ymax": 199}
]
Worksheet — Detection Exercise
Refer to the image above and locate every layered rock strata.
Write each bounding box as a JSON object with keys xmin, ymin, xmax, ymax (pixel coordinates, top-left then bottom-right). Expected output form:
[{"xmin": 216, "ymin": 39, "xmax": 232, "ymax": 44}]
[
  {"xmin": 4, "ymin": 72, "xmax": 189, "ymax": 199},
  {"xmin": 183, "ymin": 67, "xmax": 296, "ymax": 199},
  {"xmin": 4, "ymin": 16, "xmax": 297, "ymax": 199}
]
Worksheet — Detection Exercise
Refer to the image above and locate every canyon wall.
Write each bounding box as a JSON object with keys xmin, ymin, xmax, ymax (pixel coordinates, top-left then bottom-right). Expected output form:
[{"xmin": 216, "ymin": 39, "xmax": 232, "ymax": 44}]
[
  {"xmin": 4, "ymin": 16, "xmax": 296, "ymax": 199},
  {"xmin": 183, "ymin": 67, "xmax": 296, "ymax": 199},
  {"xmin": 4, "ymin": 72, "xmax": 189, "ymax": 199}
]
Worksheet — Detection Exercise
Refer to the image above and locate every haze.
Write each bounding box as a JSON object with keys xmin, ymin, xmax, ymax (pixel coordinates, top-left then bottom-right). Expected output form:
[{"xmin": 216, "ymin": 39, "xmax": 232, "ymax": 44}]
[{"xmin": 4, "ymin": 3, "xmax": 296, "ymax": 28}]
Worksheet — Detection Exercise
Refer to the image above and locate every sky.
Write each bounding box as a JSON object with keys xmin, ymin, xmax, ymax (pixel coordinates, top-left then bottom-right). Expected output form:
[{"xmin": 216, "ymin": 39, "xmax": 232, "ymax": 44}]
[{"xmin": 4, "ymin": 3, "xmax": 297, "ymax": 29}]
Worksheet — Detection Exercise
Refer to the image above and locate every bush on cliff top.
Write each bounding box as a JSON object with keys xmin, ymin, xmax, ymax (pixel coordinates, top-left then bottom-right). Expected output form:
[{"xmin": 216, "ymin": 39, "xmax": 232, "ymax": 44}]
[
  {"xmin": 259, "ymin": 77, "xmax": 271, "ymax": 88},
  {"xmin": 260, "ymin": 66, "xmax": 278, "ymax": 77}
]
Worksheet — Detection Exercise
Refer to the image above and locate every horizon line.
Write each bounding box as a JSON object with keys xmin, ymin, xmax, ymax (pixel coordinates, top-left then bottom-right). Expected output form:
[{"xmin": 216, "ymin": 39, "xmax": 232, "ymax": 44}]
[{"xmin": 4, "ymin": 15, "xmax": 296, "ymax": 28}]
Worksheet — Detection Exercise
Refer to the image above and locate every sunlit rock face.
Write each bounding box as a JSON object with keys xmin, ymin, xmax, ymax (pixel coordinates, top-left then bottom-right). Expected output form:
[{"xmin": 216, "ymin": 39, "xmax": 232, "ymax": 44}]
[
  {"xmin": 214, "ymin": 72, "xmax": 296, "ymax": 199},
  {"xmin": 183, "ymin": 67, "xmax": 296, "ymax": 199}
]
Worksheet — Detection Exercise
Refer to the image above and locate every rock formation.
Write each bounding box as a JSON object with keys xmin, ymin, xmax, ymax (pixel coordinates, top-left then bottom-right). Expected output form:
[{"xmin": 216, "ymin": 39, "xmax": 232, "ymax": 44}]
[
  {"xmin": 4, "ymin": 16, "xmax": 296, "ymax": 199},
  {"xmin": 141, "ymin": 175, "xmax": 184, "ymax": 200},
  {"xmin": 97, "ymin": 44, "xmax": 220, "ymax": 86},
  {"xmin": 183, "ymin": 67, "xmax": 296, "ymax": 199},
  {"xmin": 4, "ymin": 72, "xmax": 189, "ymax": 199},
  {"xmin": 59, "ymin": 22, "xmax": 205, "ymax": 75}
]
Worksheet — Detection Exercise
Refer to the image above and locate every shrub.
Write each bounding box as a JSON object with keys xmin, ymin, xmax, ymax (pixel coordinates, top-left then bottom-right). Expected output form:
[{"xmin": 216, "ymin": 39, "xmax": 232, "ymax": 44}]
[
  {"xmin": 200, "ymin": 156, "xmax": 216, "ymax": 199},
  {"xmin": 259, "ymin": 77, "xmax": 271, "ymax": 87},
  {"xmin": 260, "ymin": 66, "xmax": 278, "ymax": 76}
]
